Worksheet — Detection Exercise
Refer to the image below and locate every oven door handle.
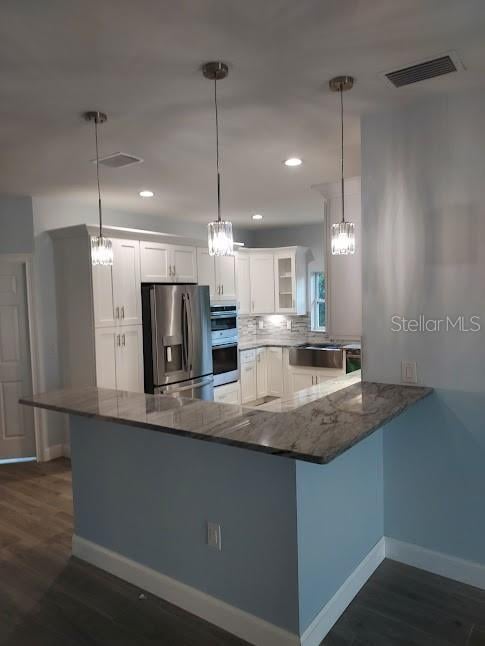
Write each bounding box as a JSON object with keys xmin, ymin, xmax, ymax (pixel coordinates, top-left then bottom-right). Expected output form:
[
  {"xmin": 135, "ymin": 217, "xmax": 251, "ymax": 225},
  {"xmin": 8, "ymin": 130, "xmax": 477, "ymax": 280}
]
[{"xmin": 212, "ymin": 342, "xmax": 238, "ymax": 349}]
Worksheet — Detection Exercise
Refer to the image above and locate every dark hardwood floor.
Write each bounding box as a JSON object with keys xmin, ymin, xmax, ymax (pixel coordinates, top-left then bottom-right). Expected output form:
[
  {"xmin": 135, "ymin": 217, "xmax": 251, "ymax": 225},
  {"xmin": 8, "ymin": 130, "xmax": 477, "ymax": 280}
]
[{"xmin": 1, "ymin": 459, "xmax": 484, "ymax": 646}]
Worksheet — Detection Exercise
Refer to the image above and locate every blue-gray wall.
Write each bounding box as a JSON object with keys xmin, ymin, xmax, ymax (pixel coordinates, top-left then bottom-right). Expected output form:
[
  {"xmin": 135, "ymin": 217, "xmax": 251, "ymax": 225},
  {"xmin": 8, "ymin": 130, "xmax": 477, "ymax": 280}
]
[
  {"xmin": 70, "ymin": 416, "xmax": 300, "ymax": 634},
  {"xmin": 0, "ymin": 195, "xmax": 34, "ymax": 253},
  {"xmin": 296, "ymin": 430, "xmax": 384, "ymax": 632},
  {"xmin": 362, "ymin": 92, "xmax": 485, "ymax": 566}
]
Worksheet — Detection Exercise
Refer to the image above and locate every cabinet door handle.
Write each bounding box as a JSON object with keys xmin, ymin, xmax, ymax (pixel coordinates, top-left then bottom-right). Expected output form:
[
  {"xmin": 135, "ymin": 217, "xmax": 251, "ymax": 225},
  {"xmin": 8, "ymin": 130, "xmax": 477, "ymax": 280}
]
[
  {"xmin": 121, "ymin": 306, "xmax": 125, "ymax": 320},
  {"xmin": 221, "ymin": 284, "xmax": 224, "ymax": 295},
  {"xmin": 115, "ymin": 306, "xmax": 120, "ymax": 319},
  {"xmin": 122, "ymin": 333, "xmax": 126, "ymax": 347},
  {"xmin": 173, "ymin": 265, "xmax": 176, "ymax": 277},
  {"xmin": 117, "ymin": 334, "xmax": 121, "ymax": 346},
  {"xmin": 251, "ymin": 301, "xmax": 255, "ymax": 312}
]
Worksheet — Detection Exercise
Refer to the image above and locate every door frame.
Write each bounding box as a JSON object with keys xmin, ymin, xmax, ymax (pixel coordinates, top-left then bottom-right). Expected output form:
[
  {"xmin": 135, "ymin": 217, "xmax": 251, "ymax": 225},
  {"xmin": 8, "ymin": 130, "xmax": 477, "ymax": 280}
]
[{"xmin": 0, "ymin": 253, "xmax": 42, "ymax": 462}]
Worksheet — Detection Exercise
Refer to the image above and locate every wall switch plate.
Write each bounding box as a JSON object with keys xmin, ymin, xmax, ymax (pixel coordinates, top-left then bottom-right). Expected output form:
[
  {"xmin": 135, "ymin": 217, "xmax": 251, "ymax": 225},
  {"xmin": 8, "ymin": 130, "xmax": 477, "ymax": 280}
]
[
  {"xmin": 207, "ymin": 522, "xmax": 222, "ymax": 551},
  {"xmin": 258, "ymin": 320, "xmax": 264, "ymax": 330},
  {"xmin": 401, "ymin": 360, "xmax": 418, "ymax": 384},
  {"xmin": 286, "ymin": 319, "xmax": 292, "ymax": 330}
]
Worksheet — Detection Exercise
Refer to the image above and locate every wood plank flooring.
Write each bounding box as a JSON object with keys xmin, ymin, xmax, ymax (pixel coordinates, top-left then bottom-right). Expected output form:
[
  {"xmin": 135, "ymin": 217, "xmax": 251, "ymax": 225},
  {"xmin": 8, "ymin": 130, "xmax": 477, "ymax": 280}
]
[{"xmin": 1, "ymin": 459, "xmax": 484, "ymax": 646}]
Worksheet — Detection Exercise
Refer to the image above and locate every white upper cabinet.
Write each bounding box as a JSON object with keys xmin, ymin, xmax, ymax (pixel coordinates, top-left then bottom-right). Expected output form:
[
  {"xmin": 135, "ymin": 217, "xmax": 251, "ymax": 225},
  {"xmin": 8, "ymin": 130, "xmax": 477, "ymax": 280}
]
[
  {"xmin": 172, "ymin": 245, "xmax": 197, "ymax": 283},
  {"xmin": 140, "ymin": 242, "xmax": 196, "ymax": 283},
  {"xmin": 215, "ymin": 255, "xmax": 236, "ymax": 300},
  {"xmin": 236, "ymin": 253, "xmax": 251, "ymax": 314},
  {"xmin": 249, "ymin": 253, "xmax": 275, "ymax": 314},
  {"xmin": 274, "ymin": 247, "xmax": 306, "ymax": 315},
  {"xmin": 92, "ymin": 238, "xmax": 141, "ymax": 327},
  {"xmin": 197, "ymin": 249, "xmax": 236, "ymax": 301},
  {"xmin": 196, "ymin": 248, "xmax": 216, "ymax": 299},
  {"xmin": 140, "ymin": 241, "xmax": 171, "ymax": 282},
  {"xmin": 112, "ymin": 238, "xmax": 142, "ymax": 326},
  {"xmin": 92, "ymin": 262, "xmax": 115, "ymax": 328}
]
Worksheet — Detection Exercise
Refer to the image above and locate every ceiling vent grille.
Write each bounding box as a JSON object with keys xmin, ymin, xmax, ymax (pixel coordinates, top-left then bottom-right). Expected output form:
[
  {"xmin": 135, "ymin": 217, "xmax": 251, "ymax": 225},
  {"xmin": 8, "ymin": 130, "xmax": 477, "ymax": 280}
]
[
  {"xmin": 92, "ymin": 152, "xmax": 144, "ymax": 168},
  {"xmin": 385, "ymin": 55, "xmax": 457, "ymax": 88}
]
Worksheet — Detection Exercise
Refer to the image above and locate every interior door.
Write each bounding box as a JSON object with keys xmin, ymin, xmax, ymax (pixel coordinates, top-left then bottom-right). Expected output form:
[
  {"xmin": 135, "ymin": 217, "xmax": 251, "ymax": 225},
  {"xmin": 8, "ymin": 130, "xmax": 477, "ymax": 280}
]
[
  {"xmin": 196, "ymin": 248, "xmax": 216, "ymax": 298},
  {"xmin": 215, "ymin": 255, "xmax": 236, "ymax": 301},
  {"xmin": 0, "ymin": 261, "xmax": 35, "ymax": 459},
  {"xmin": 172, "ymin": 246, "xmax": 197, "ymax": 282},
  {"xmin": 249, "ymin": 254, "xmax": 275, "ymax": 314},
  {"xmin": 112, "ymin": 239, "xmax": 141, "ymax": 326}
]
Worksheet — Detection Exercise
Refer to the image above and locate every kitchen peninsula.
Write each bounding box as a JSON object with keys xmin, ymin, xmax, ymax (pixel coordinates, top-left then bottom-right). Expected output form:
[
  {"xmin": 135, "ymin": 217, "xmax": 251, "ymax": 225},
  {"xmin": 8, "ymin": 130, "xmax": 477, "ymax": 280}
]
[{"xmin": 21, "ymin": 376, "xmax": 430, "ymax": 645}]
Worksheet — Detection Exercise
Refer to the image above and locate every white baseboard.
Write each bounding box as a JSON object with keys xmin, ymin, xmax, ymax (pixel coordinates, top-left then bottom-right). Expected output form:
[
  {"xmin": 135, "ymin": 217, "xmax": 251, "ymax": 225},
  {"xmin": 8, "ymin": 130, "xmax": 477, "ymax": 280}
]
[
  {"xmin": 72, "ymin": 535, "xmax": 299, "ymax": 646},
  {"xmin": 42, "ymin": 443, "xmax": 65, "ymax": 462},
  {"xmin": 300, "ymin": 537, "xmax": 386, "ymax": 646},
  {"xmin": 386, "ymin": 537, "xmax": 485, "ymax": 591}
]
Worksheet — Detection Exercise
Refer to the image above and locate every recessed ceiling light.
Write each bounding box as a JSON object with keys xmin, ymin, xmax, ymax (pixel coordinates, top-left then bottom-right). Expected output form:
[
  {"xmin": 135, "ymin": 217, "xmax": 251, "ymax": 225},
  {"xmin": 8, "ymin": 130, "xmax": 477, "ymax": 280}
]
[
  {"xmin": 139, "ymin": 190, "xmax": 154, "ymax": 198},
  {"xmin": 284, "ymin": 157, "xmax": 302, "ymax": 167},
  {"xmin": 252, "ymin": 214, "xmax": 263, "ymax": 220}
]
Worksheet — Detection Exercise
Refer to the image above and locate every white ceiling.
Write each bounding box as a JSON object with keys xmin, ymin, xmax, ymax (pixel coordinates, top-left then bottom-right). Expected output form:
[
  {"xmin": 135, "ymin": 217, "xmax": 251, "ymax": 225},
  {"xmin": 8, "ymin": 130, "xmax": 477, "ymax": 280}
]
[{"xmin": 1, "ymin": 0, "xmax": 485, "ymax": 228}]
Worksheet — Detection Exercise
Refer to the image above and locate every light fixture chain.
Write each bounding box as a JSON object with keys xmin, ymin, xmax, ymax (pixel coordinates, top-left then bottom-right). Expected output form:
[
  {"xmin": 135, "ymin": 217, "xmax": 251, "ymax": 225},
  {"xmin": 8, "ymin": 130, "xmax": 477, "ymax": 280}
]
[
  {"xmin": 94, "ymin": 115, "xmax": 103, "ymax": 238},
  {"xmin": 340, "ymin": 85, "xmax": 345, "ymax": 224},
  {"xmin": 214, "ymin": 75, "xmax": 222, "ymax": 223}
]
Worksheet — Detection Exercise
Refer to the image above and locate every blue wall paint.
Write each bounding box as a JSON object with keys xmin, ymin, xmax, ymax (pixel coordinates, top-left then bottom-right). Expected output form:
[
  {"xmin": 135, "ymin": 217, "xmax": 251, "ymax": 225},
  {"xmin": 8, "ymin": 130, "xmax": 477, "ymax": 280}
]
[
  {"xmin": 70, "ymin": 416, "xmax": 300, "ymax": 633},
  {"xmin": 384, "ymin": 391, "xmax": 485, "ymax": 565},
  {"xmin": 0, "ymin": 195, "xmax": 33, "ymax": 254},
  {"xmin": 296, "ymin": 430, "xmax": 384, "ymax": 632}
]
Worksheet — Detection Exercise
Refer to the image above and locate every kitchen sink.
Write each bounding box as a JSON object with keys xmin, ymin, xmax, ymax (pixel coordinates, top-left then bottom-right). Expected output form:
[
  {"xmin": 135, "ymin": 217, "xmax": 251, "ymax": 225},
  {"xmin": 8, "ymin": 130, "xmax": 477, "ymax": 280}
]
[{"xmin": 289, "ymin": 344, "xmax": 344, "ymax": 369}]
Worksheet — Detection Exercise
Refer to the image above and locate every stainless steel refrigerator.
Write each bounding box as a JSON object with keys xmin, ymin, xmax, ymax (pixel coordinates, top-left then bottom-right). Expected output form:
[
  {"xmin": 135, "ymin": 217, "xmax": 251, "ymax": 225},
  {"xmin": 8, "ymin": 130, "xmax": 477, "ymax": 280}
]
[{"xmin": 142, "ymin": 284, "xmax": 213, "ymax": 400}]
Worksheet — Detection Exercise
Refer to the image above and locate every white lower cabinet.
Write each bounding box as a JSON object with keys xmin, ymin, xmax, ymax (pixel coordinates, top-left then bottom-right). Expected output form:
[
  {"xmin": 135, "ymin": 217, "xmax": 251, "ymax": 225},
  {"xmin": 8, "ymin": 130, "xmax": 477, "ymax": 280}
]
[
  {"xmin": 95, "ymin": 325, "xmax": 144, "ymax": 393},
  {"xmin": 267, "ymin": 347, "xmax": 284, "ymax": 396},
  {"xmin": 256, "ymin": 347, "xmax": 268, "ymax": 398},
  {"xmin": 213, "ymin": 381, "xmax": 241, "ymax": 405},
  {"xmin": 240, "ymin": 349, "xmax": 257, "ymax": 404},
  {"xmin": 288, "ymin": 367, "xmax": 339, "ymax": 393}
]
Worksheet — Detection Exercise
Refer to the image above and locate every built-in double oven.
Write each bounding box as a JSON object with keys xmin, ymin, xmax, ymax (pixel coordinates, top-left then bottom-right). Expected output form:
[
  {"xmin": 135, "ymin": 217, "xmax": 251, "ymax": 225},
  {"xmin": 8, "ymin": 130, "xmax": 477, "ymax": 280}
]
[{"xmin": 210, "ymin": 303, "xmax": 239, "ymax": 387}]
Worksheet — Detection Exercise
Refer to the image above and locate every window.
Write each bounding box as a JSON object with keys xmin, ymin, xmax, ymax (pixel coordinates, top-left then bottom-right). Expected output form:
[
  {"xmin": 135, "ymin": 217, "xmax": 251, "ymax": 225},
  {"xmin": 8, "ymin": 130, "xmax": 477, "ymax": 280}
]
[{"xmin": 311, "ymin": 272, "xmax": 326, "ymax": 332}]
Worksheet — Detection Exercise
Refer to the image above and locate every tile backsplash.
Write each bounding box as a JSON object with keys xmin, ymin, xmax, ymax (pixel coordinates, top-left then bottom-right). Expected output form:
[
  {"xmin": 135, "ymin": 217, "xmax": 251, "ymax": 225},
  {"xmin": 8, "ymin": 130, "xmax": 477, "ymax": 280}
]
[{"xmin": 238, "ymin": 315, "xmax": 328, "ymax": 343}]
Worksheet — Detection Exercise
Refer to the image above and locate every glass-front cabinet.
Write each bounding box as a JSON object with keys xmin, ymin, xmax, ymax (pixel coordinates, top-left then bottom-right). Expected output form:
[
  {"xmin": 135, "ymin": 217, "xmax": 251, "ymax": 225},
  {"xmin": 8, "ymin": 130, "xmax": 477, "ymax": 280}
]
[{"xmin": 274, "ymin": 247, "xmax": 307, "ymax": 315}]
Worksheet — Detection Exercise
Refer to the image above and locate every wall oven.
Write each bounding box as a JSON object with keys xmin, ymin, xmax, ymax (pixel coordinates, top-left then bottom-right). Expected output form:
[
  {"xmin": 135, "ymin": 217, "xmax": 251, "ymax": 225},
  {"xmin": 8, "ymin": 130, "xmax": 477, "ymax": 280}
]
[{"xmin": 210, "ymin": 303, "xmax": 239, "ymax": 387}]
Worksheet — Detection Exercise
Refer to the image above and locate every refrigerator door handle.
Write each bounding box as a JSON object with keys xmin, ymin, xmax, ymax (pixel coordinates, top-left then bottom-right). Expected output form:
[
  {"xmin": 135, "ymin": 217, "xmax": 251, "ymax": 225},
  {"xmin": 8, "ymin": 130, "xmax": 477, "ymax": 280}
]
[
  {"xmin": 186, "ymin": 292, "xmax": 194, "ymax": 372},
  {"xmin": 181, "ymin": 294, "xmax": 189, "ymax": 371},
  {"xmin": 150, "ymin": 287, "xmax": 161, "ymax": 381}
]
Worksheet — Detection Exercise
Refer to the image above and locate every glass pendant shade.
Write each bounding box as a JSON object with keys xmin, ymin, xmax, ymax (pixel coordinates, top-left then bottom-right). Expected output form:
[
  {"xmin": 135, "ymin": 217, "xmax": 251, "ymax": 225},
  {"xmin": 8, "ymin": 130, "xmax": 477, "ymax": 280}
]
[
  {"xmin": 208, "ymin": 220, "xmax": 234, "ymax": 256},
  {"xmin": 331, "ymin": 221, "xmax": 355, "ymax": 255},
  {"xmin": 91, "ymin": 235, "xmax": 114, "ymax": 266}
]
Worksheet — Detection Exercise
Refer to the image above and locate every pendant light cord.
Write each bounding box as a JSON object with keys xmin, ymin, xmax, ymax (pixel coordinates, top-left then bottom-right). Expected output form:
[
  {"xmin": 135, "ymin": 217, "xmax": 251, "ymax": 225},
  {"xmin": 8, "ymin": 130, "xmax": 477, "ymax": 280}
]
[
  {"xmin": 214, "ymin": 74, "xmax": 221, "ymax": 223},
  {"xmin": 94, "ymin": 116, "xmax": 103, "ymax": 238},
  {"xmin": 340, "ymin": 86, "xmax": 345, "ymax": 224}
]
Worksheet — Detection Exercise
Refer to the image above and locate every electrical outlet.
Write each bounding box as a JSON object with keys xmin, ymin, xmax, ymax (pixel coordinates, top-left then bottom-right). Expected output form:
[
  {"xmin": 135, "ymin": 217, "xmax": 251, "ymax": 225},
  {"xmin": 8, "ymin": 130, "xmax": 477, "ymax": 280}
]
[
  {"xmin": 401, "ymin": 360, "xmax": 418, "ymax": 384},
  {"xmin": 258, "ymin": 320, "xmax": 264, "ymax": 330},
  {"xmin": 286, "ymin": 319, "xmax": 292, "ymax": 330},
  {"xmin": 207, "ymin": 522, "xmax": 222, "ymax": 551}
]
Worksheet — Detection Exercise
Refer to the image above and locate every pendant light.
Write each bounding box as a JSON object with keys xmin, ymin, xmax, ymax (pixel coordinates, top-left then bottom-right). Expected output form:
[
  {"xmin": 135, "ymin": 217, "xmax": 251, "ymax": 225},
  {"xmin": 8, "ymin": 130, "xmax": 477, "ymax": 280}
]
[
  {"xmin": 84, "ymin": 110, "xmax": 113, "ymax": 266},
  {"xmin": 203, "ymin": 61, "xmax": 234, "ymax": 257},
  {"xmin": 329, "ymin": 76, "xmax": 355, "ymax": 256}
]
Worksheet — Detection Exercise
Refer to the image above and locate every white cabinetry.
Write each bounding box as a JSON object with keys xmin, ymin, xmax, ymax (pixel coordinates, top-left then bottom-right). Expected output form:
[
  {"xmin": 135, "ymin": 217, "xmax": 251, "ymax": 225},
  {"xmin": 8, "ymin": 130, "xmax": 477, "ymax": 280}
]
[
  {"xmin": 95, "ymin": 326, "xmax": 144, "ymax": 392},
  {"xmin": 240, "ymin": 349, "xmax": 257, "ymax": 403},
  {"xmin": 236, "ymin": 253, "xmax": 251, "ymax": 314},
  {"xmin": 93, "ymin": 238, "xmax": 141, "ymax": 327},
  {"xmin": 267, "ymin": 347, "xmax": 284, "ymax": 396},
  {"xmin": 140, "ymin": 242, "xmax": 196, "ymax": 283},
  {"xmin": 288, "ymin": 366, "xmax": 341, "ymax": 393},
  {"xmin": 197, "ymin": 248, "xmax": 236, "ymax": 301},
  {"xmin": 249, "ymin": 253, "xmax": 275, "ymax": 314},
  {"xmin": 256, "ymin": 347, "xmax": 268, "ymax": 398},
  {"xmin": 274, "ymin": 247, "xmax": 306, "ymax": 315}
]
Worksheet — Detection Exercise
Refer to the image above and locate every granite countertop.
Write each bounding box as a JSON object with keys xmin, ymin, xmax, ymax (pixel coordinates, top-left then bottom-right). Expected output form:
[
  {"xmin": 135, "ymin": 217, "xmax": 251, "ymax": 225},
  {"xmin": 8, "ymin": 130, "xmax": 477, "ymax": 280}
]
[
  {"xmin": 20, "ymin": 374, "xmax": 431, "ymax": 465},
  {"xmin": 238, "ymin": 337, "xmax": 361, "ymax": 351}
]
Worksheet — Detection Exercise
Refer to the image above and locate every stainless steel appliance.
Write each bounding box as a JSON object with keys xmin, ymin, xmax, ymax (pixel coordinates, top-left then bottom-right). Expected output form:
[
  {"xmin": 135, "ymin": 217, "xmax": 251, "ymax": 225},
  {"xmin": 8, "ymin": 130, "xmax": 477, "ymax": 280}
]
[
  {"xmin": 289, "ymin": 343, "xmax": 361, "ymax": 373},
  {"xmin": 142, "ymin": 284, "xmax": 213, "ymax": 400},
  {"xmin": 210, "ymin": 303, "xmax": 239, "ymax": 387}
]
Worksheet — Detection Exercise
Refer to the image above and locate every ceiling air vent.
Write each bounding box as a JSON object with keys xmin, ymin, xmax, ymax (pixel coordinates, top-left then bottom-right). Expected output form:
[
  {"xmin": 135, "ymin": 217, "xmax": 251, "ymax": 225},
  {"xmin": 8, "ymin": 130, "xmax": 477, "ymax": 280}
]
[
  {"xmin": 385, "ymin": 55, "xmax": 458, "ymax": 88},
  {"xmin": 92, "ymin": 152, "xmax": 144, "ymax": 168}
]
